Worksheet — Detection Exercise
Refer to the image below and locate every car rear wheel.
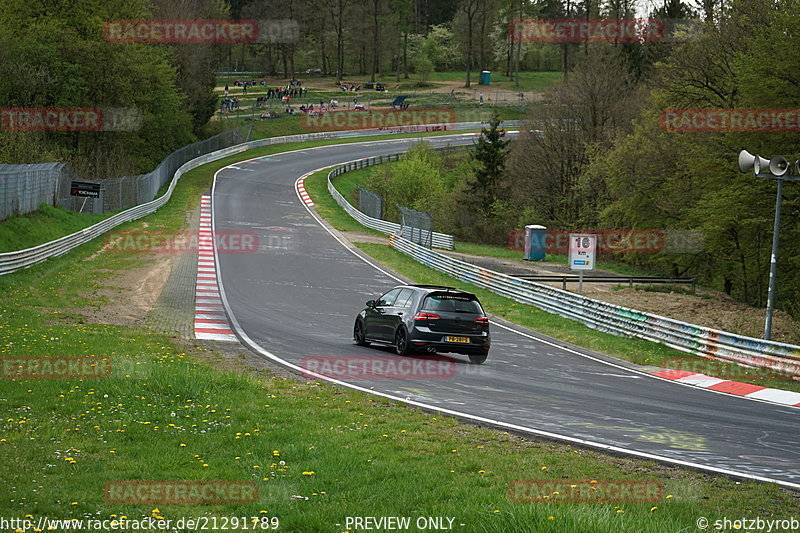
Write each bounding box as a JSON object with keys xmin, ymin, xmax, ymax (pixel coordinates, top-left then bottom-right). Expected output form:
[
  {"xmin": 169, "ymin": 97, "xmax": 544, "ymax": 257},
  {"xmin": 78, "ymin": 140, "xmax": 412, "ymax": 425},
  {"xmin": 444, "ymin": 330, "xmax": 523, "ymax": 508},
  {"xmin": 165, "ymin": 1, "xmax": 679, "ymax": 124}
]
[
  {"xmin": 468, "ymin": 354, "xmax": 488, "ymax": 364},
  {"xmin": 395, "ymin": 327, "xmax": 411, "ymax": 356},
  {"xmin": 354, "ymin": 320, "xmax": 369, "ymax": 346}
]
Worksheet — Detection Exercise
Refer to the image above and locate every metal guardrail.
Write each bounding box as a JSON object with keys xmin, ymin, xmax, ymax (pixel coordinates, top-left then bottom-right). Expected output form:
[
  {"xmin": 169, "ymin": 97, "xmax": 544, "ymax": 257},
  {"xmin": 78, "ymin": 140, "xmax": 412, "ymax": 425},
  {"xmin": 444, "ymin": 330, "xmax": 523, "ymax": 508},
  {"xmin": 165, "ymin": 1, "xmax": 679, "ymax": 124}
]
[
  {"xmin": 389, "ymin": 233, "xmax": 800, "ymax": 376},
  {"xmin": 327, "ymin": 147, "xmax": 472, "ymax": 250},
  {"xmin": 0, "ymin": 121, "xmax": 514, "ymax": 275},
  {"xmin": 514, "ymin": 275, "xmax": 696, "ymax": 292}
]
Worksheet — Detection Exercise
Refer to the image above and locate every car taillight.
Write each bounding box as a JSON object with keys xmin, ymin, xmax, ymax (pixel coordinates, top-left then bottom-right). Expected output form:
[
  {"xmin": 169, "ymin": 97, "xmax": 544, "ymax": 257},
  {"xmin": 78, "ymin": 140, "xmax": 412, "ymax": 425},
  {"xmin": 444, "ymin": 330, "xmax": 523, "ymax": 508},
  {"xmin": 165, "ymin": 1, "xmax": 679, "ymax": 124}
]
[
  {"xmin": 474, "ymin": 317, "xmax": 489, "ymax": 325},
  {"xmin": 414, "ymin": 312, "xmax": 440, "ymax": 321}
]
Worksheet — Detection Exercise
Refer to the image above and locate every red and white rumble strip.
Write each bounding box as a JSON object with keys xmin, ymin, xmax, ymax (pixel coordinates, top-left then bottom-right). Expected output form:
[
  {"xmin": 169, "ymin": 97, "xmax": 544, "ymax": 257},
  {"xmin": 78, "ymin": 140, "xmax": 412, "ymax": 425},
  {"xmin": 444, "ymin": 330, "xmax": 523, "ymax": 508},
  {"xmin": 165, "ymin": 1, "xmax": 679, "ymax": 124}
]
[
  {"xmin": 194, "ymin": 196, "xmax": 237, "ymax": 342},
  {"xmin": 652, "ymin": 369, "xmax": 800, "ymax": 407},
  {"xmin": 295, "ymin": 171, "xmax": 315, "ymax": 207}
]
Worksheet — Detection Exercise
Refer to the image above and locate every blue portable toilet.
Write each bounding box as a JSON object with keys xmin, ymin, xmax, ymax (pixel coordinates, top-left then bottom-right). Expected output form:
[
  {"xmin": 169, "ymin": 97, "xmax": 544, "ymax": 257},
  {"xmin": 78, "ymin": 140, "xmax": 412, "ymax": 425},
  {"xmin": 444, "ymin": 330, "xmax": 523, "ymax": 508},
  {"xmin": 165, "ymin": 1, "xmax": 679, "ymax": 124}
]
[
  {"xmin": 524, "ymin": 225, "xmax": 546, "ymax": 261},
  {"xmin": 480, "ymin": 71, "xmax": 491, "ymax": 85}
]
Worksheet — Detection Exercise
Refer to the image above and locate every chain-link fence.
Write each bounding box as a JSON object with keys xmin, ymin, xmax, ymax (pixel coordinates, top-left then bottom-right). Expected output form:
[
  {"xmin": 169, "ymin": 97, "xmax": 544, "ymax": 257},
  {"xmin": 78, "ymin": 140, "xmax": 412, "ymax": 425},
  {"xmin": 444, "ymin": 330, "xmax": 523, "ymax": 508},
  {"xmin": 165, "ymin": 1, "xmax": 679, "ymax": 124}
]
[
  {"xmin": 0, "ymin": 125, "xmax": 252, "ymax": 221},
  {"xmin": 397, "ymin": 204, "xmax": 433, "ymax": 248},
  {"xmin": 81, "ymin": 125, "xmax": 252, "ymax": 212},
  {"xmin": 357, "ymin": 185, "xmax": 382, "ymax": 219},
  {"xmin": 0, "ymin": 163, "xmax": 75, "ymax": 220}
]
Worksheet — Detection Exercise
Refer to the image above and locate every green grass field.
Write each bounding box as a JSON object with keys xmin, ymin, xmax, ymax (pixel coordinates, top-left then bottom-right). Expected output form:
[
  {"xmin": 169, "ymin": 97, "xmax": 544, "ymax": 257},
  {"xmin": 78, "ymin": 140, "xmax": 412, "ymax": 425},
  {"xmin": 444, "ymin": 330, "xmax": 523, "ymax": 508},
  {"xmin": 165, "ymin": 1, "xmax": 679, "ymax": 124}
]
[{"xmin": 217, "ymin": 71, "xmax": 562, "ymax": 93}]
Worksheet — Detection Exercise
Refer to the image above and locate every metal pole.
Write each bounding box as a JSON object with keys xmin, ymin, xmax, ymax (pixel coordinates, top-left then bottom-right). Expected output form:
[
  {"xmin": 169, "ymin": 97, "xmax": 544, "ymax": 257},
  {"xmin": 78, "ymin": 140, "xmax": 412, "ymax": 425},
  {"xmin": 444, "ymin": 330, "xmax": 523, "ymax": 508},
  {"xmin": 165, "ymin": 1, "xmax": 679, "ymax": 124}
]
[
  {"xmin": 579, "ymin": 271, "xmax": 584, "ymax": 295},
  {"xmin": 764, "ymin": 178, "xmax": 783, "ymax": 340}
]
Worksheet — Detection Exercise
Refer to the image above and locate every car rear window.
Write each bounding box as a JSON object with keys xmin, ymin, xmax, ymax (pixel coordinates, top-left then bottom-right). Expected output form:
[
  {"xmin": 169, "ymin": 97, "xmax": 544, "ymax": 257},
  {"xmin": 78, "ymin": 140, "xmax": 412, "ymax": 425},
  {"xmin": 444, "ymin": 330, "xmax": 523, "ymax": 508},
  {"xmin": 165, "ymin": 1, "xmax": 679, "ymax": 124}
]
[{"xmin": 422, "ymin": 293, "xmax": 483, "ymax": 314}]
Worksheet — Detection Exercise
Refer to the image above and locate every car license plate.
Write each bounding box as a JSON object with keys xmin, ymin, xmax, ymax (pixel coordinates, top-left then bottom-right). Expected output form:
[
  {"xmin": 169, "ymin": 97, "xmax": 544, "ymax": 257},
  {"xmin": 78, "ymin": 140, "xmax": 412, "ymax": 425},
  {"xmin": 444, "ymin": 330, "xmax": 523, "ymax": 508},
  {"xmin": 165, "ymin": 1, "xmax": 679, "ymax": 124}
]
[{"xmin": 445, "ymin": 336, "xmax": 470, "ymax": 344}]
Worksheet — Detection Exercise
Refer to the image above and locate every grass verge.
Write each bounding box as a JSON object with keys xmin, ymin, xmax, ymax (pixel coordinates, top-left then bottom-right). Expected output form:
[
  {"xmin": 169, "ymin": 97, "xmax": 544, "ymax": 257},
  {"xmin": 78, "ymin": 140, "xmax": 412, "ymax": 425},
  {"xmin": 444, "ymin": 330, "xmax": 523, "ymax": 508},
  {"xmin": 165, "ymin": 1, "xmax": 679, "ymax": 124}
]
[
  {"xmin": 0, "ymin": 204, "xmax": 116, "ymax": 253},
  {"xmin": 1, "ymin": 134, "xmax": 797, "ymax": 533}
]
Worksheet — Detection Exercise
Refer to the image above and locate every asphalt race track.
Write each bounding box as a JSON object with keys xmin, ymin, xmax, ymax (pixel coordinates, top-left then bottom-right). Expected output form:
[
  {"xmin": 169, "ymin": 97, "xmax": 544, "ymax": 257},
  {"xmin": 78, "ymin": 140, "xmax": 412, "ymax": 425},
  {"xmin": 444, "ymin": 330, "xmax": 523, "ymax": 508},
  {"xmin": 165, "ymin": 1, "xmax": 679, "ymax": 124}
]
[{"xmin": 212, "ymin": 133, "xmax": 800, "ymax": 489}]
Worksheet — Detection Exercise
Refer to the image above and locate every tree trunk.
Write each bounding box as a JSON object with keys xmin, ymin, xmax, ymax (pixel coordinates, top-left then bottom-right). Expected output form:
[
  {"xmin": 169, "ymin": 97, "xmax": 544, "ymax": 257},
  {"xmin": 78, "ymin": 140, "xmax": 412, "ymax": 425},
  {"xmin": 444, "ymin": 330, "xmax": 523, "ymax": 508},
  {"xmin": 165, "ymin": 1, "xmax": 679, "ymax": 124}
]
[
  {"xmin": 507, "ymin": 19, "xmax": 513, "ymax": 78},
  {"xmin": 465, "ymin": 23, "xmax": 472, "ymax": 88},
  {"xmin": 371, "ymin": 0, "xmax": 380, "ymax": 82},
  {"xmin": 403, "ymin": 32, "xmax": 409, "ymax": 78}
]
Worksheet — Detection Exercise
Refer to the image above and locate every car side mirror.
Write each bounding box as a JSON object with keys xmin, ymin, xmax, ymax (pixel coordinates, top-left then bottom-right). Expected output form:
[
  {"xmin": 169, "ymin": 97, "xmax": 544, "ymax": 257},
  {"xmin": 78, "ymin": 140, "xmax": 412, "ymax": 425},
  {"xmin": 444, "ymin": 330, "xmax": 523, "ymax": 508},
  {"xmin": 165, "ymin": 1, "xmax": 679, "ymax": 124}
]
[{"xmin": 366, "ymin": 300, "xmax": 376, "ymax": 308}]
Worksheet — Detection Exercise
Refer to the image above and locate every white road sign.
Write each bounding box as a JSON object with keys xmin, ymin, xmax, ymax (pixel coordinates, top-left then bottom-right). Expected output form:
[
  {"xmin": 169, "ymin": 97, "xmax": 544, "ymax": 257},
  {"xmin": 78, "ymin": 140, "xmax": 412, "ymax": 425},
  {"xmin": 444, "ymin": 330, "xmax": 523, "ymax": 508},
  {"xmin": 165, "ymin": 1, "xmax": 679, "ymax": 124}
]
[{"xmin": 569, "ymin": 233, "xmax": 596, "ymax": 271}]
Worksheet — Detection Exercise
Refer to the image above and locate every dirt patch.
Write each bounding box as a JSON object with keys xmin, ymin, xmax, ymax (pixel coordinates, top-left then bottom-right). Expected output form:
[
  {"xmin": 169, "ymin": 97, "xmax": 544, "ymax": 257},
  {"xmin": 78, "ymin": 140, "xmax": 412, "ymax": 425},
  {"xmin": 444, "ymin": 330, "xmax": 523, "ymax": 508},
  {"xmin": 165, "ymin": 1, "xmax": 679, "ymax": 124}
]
[
  {"xmin": 78, "ymin": 254, "xmax": 176, "ymax": 327},
  {"xmin": 589, "ymin": 287, "xmax": 798, "ymax": 345},
  {"xmin": 341, "ymin": 230, "xmax": 390, "ymax": 246}
]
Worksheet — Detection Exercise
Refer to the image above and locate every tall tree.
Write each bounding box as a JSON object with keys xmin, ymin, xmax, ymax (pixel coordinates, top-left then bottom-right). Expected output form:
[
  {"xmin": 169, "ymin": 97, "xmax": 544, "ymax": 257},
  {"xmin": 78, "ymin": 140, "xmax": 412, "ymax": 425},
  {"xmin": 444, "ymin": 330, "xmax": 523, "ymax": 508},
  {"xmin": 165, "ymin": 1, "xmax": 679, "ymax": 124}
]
[
  {"xmin": 457, "ymin": 0, "xmax": 481, "ymax": 87},
  {"xmin": 470, "ymin": 112, "xmax": 509, "ymax": 212},
  {"xmin": 504, "ymin": 47, "xmax": 636, "ymax": 227}
]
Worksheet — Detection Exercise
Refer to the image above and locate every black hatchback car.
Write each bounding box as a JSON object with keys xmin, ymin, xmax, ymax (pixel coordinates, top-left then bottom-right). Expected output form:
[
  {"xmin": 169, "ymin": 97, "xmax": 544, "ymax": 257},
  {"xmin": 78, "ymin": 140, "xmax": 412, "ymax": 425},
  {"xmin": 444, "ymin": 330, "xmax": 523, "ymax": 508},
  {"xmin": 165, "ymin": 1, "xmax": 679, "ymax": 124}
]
[{"xmin": 353, "ymin": 285, "xmax": 490, "ymax": 364}]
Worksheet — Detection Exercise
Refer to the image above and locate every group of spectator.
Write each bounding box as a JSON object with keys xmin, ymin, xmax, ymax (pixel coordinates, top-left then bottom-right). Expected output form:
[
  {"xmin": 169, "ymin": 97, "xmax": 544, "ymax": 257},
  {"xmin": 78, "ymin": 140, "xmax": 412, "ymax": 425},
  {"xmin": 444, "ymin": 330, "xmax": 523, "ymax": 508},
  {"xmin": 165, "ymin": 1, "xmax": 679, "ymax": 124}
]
[
  {"xmin": 220, "ymin": 97, "xmax": 240, "ymax": 112},
  {"xmin": 266, "ymin": 86, "xmax": 307, "ymax": 100},
  {"xmin": 221, "ymin": 77, "xmax": 369, "ymax": 117}
]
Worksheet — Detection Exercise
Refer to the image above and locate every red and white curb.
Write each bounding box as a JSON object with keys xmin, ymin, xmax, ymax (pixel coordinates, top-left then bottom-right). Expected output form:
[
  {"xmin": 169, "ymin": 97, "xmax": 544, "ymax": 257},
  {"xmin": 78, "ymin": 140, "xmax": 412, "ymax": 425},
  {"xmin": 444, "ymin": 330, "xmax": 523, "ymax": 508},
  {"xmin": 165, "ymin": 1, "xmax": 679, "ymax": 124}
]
[
  {"xmin": 296, "ymin": 172, "xmax": 315, "ymax": 207},
  {"xmin": 194, "ymin": 196, "xmax": 238, "ymax": 342},
  {"xmin": 652, "ymin": 369, "xmax": 800, "ymax": 407}
]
